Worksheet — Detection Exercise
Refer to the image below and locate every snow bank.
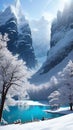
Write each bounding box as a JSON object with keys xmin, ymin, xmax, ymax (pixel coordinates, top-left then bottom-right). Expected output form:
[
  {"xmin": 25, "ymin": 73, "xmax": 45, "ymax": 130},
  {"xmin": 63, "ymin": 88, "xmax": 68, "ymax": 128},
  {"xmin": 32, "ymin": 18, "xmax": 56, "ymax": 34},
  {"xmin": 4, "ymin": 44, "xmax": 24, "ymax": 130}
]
[
  {"xmin": 44, "ymin": 107, "xmax": 73, "ymax": 114},
  {"xmin": 16, "ymin": 100, "xmax": 48, "ymax": 106},
  {"xmin": 0, "ymin": 113, "xmax": 73, "ymax": 130}
]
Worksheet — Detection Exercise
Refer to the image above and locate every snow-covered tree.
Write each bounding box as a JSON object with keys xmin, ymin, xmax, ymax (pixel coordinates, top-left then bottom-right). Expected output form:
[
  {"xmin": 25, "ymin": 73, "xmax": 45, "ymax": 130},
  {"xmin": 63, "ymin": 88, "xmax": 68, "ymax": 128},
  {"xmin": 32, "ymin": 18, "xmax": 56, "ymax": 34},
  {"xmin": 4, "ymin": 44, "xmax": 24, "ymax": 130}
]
[
  {"xmin": 0, "ymin": 34, "xmax": 28, "ymax": 121},
  {"xmin": 49, "ymin": 90, "xmax": 60, "ymax": 110},
  {"xmin": 48, "ymin": 60, "xmax": 73, "ymax": 110}
]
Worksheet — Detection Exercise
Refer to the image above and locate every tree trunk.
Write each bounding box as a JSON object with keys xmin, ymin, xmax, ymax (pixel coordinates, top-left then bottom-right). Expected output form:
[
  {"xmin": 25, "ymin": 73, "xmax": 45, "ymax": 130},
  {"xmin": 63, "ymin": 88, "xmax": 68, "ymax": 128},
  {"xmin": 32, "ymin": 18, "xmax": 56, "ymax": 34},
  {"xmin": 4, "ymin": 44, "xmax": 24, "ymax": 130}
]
[
  {"xmin": 0, "ymin": 94, "xmax": 6, "ymax": 122},
  {"xmin": 69, "ymin": 103, "xmax": 73, "ymax": 111}
]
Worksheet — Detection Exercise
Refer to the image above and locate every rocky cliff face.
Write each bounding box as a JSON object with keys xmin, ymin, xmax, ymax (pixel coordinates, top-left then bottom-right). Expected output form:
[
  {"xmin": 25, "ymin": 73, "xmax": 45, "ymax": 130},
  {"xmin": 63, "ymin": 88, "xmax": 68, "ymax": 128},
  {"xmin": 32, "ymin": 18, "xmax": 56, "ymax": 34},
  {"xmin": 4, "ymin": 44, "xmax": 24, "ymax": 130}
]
[
  {"xmin": 0, "ymin": 5, "xmax": 36, "ymax": 68},
  {"xmin": 40, "ymin": 2, "xmax": 73, "ymax": 74},
  {"xmin": 30, "ymin": 1, "xmax": 73, "ymax": 85}
]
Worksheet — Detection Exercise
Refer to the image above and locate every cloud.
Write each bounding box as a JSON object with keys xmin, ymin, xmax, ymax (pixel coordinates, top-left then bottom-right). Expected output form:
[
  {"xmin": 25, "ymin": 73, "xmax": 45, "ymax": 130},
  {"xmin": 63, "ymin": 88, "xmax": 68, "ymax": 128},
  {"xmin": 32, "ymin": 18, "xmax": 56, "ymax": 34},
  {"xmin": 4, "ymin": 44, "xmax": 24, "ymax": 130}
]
[
  {"xmin": 29, "ymin": 16, "xmax": 51, "ymax": 65},
  {"xmin": 42, "ymin": 12, "xmax": 54, "ymax": 22}
]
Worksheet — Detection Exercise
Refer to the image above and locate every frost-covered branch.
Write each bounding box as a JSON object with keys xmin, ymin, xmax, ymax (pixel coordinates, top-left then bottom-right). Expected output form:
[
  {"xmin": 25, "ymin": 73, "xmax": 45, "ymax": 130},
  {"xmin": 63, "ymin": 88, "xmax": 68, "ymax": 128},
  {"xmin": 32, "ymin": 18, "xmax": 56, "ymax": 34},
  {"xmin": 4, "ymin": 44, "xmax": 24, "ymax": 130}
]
[{"xmin": 0, "ymin": 34, "xmax": 28, "ymax": 121}]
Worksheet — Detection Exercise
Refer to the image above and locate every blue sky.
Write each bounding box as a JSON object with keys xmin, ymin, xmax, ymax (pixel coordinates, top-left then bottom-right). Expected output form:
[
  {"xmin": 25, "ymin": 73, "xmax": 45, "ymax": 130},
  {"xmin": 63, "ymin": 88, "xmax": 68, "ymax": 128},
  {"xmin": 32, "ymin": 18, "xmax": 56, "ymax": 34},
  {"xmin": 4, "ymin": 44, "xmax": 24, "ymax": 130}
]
[{"xmin": 0, "ymin": 0, "xmax": 70, "ymax": 19}]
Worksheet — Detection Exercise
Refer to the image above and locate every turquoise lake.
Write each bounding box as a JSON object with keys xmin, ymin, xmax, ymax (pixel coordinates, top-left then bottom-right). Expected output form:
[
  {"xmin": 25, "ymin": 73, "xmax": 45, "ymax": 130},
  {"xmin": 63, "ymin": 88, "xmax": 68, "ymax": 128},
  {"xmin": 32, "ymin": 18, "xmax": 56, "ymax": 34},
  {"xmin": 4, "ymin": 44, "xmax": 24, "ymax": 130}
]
[{"xmin": 3, "ymin": 105, "xmax": 64, "ymax": 124}]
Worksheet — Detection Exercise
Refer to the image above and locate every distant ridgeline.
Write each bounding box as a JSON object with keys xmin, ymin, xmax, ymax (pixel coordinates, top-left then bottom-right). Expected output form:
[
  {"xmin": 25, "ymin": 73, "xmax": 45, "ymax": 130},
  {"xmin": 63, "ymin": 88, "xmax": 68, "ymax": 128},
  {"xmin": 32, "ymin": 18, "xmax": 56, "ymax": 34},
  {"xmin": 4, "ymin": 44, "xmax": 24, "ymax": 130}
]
[
  {"xmin": 40, "ymin": 2, "xmax": 73, "ymax": 73},
  {"xmin": 0, "ymin": 5, "xmax": 37, "ymax": 68}
]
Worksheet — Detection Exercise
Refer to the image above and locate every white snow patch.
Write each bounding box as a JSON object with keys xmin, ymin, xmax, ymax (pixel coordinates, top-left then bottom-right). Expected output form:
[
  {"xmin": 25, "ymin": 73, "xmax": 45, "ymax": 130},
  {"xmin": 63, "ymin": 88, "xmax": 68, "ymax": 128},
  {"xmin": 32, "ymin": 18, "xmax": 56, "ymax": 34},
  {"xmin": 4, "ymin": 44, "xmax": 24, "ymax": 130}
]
[
  {"xmin": 16, "ymin": 100, "xmax": 48, "ymax": 107},
  {"xmin": 44, "ymin": 107, "xmax": 73, "ymax": 114}
]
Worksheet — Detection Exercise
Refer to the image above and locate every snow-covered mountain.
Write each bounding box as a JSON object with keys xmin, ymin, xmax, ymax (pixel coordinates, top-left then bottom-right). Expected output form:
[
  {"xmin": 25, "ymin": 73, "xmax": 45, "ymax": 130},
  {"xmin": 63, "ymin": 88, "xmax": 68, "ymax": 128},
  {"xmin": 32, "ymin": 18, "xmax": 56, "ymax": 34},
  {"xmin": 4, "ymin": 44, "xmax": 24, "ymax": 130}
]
[
  {"xmin": 0, "ymin": 1, "xmax": 36, "ymax": 68},
  {"xmin": 28, "ymin": 51, "xmax": 73, "ymax": 100},
  {"xmin": 31, "ymin": 1, "xmax": 73, "ymax": 84}
]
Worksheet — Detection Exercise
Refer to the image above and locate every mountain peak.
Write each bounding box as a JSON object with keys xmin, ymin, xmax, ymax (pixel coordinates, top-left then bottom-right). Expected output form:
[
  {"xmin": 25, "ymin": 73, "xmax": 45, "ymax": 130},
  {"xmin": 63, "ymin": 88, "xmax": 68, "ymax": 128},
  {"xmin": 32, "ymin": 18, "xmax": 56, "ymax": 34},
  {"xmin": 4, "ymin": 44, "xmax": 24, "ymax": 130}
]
[
  {"xmin": 15, "ymin": 0, "xmax": 21, "ymax": 9},
  {"xmin": 12, "ymin": 0, "xmax": 25, "ymax": 23},
  {"xmin": 0, "ymin": 2, "xmax": 37, "ymax": 68},
  {"xmin": 0, "ymin": 5, "xmax": 15, "ymax": 26},
  {"xmin": 3, "ymin": 5, "xmax": 13, "ymax": 14}
]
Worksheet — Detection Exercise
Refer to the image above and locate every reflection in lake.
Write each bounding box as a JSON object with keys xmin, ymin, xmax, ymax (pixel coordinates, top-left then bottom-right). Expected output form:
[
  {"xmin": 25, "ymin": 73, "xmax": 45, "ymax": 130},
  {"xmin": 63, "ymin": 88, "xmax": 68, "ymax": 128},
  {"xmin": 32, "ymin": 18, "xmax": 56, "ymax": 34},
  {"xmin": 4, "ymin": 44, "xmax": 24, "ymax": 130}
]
[{"xmin": 3, "ymin": 105, "xmax": 64, "ymax": 124}]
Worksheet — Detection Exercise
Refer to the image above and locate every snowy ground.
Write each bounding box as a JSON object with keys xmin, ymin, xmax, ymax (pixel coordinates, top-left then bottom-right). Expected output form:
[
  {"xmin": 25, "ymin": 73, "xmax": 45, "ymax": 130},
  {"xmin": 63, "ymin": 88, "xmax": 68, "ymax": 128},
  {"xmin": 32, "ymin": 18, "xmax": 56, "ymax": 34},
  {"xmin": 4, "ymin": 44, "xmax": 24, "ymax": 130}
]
[
  {"xmin": 15, "ymin": 100, "xmax": 48, "ymax": 106},
  {"xmin": 0, "ymin": 113, "xmax": 73, "ymax": 130},
  {"xmin": 44, "ymin": 107, "xmax": 73, "ymax": 114}
]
